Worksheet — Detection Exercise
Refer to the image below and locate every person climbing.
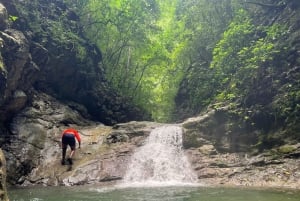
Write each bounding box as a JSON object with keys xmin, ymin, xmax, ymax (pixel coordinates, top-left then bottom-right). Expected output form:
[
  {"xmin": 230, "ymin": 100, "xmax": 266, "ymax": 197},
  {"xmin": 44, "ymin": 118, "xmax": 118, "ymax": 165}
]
[{"xmin": 61, "ymin": 128, "xmax": 81, "ymax": 165}]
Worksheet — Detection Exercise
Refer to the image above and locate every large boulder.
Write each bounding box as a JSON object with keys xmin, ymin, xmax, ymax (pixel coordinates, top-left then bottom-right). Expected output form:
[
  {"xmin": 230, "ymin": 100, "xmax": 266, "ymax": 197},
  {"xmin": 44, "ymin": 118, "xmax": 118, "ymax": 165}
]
[{"xmin": 181, "ymin": 106, "xmax": 259, "ymax": 153}]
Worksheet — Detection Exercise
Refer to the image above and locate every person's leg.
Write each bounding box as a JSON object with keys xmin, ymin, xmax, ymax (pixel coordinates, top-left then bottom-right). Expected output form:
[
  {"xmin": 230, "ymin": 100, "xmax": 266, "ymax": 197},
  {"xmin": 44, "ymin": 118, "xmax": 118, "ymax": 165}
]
[
  {"xmin": 67, "ymin": 137, "xmax": 76, "ymax": 165},
  {"xmin": 69, "ymin": 146, "xmax": 75, "ymax": 158},
  {"xmin": 67, "ymin": 146, "xmax": 75, "ymax": 165},
  {"xmin": 62, "ymin": 134, "xmax": 76, "ymax": 165},
  {"xmin": 62, "ymin": 135, "xmax": 69, "ymax": 165},
  {"xmin": 61, "ymin": 144, "xmax": 67, "ymax": 165}
]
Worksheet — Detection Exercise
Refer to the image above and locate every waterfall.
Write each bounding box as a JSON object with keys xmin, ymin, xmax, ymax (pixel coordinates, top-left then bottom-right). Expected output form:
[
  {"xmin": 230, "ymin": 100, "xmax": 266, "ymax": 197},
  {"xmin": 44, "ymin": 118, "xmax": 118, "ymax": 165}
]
[{"xmin": 121, "ymin": 125, "xmax": 197, "ymax": 187}]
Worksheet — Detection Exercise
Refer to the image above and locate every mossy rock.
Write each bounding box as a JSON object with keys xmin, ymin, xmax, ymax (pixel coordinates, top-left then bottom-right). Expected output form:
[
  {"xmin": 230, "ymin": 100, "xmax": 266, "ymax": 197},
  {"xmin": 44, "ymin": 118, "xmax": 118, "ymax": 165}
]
[{"xmin": 277, "ymin": 145, "xmax": 297, "ymax": 154}]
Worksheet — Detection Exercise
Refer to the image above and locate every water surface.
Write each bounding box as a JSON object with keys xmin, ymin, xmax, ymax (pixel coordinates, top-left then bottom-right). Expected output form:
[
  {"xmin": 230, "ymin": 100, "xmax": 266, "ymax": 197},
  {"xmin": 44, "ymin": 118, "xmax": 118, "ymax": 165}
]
[{"xmin": 9, "ymin": 185, "xmax": 300, "ymax": 201}]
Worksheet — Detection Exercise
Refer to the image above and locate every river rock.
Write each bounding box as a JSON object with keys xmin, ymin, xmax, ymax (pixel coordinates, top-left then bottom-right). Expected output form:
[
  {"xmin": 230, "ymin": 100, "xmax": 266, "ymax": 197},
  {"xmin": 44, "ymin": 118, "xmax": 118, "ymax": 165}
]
[{"xmin": 198, "ymin": 145, "xmax": 217, "ymax": 155}]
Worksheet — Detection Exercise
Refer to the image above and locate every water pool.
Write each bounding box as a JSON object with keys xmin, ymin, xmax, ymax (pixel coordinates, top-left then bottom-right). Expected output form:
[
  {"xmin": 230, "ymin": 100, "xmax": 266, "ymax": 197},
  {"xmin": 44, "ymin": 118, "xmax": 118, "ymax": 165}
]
[{"xmin": 9, "ymin": 185, "xmax": 300, "ymax": 201}]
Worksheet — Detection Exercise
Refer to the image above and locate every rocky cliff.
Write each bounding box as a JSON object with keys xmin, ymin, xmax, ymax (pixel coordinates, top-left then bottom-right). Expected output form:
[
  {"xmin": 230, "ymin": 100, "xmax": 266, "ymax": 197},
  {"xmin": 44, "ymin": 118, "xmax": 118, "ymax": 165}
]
[
  {"xmin": 0, "ymin": 0, "xmax": 148, "ymax": 194},
  {"xmin": 3, "ymin": 93, "xmax": 299, "ymax": 189},
  {"xmin": 0, "ymin": 0, "xmax": 149, "ymax": 129},
  {"xmin": 2, "ymin": 91, "xmax": 161, "ymax": 186},
  {"xmin": 174, "ymin": 0, "xmax": 300, "ymax": 150}
]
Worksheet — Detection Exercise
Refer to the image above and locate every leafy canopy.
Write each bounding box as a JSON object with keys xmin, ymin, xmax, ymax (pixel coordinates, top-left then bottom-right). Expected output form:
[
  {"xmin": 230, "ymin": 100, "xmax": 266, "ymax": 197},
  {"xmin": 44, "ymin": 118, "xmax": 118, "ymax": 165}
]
[{"xmin": 64, "ymin": 0, "xmax": 287, "ymax": 123}]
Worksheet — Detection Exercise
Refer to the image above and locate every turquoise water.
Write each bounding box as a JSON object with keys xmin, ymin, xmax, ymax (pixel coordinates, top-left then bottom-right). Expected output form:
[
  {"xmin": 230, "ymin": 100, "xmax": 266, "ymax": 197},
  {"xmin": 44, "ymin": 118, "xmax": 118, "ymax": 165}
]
[{"xmin": 9, "ymin": 185, "xmax": 300, "ymax": 201}]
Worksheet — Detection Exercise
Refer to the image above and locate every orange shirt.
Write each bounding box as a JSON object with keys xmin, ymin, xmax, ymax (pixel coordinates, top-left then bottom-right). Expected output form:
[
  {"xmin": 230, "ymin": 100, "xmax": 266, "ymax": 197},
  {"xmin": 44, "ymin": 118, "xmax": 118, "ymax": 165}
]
[{"xmin": 62, "ymin": 128, "xmax": 81, "ymax": 142}]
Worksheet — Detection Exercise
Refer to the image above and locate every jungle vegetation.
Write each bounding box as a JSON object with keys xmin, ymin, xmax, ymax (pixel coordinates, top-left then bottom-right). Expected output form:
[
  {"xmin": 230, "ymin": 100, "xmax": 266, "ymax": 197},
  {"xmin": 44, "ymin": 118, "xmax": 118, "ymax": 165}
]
[{"xmin": 61, "ymin": 0, "xmax": 297, "ymax": 127}]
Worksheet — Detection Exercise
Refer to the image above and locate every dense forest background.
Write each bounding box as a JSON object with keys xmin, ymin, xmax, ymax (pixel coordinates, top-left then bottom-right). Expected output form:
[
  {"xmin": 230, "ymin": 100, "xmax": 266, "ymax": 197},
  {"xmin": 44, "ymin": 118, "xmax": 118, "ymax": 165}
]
[
  {"xmin": 68, "ymin": 0, "xmax": 300, "ymax": 148},
  {"xmin": 59, "ymin": 0, "xmax": 299, "ymax": 126},
  {"xmin": 0, "ymin": 0, "xmax": 299, "ymax": 148}
]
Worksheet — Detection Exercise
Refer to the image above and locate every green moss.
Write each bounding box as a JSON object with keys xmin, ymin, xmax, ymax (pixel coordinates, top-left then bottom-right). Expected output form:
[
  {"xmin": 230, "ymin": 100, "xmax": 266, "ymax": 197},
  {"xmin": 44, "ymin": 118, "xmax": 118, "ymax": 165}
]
[
  {"xmin": 0, "ymin": 61, "xmax": 3, "ymax": 71},
  {"xmin": 0, "ymin": 54, "xmax": 4, "ymax": 71},
  {"xmin": 277, "ymin": 145, "xmax": 297, "ymax": 154},
  {"xmin": 75, "ymin": 44, "xmax": 87, "ymax": 62}
]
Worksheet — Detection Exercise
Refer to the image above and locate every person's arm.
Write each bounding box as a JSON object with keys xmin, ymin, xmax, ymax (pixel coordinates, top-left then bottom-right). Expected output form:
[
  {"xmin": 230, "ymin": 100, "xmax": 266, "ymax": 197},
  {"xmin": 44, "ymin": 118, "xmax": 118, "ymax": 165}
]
[{"xmin": 75, "ymin": 131, "xmax": 81, "ymax": 148}]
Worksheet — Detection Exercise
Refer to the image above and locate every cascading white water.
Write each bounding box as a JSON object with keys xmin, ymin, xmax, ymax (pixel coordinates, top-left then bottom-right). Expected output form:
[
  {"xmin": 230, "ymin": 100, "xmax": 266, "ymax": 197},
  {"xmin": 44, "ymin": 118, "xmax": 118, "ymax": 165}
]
[{"xmin": 121, "ymin": 125, "xmax": 197, "ymax": 187}]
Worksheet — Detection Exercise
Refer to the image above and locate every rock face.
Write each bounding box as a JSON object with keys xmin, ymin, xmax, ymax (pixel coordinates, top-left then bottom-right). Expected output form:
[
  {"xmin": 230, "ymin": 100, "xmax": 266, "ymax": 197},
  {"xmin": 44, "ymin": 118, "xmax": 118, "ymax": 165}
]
[
  {"xmin": 1, "ymin": 91, "xmax": 158, "ymax": 186},
  {"xmin": 0, "ymin": 6, "xmax": 33, "ymax": 120},
  {"xmin": 3, "ymin": 95, "xmax": 299, "ymax": 189},
  {"xmin": 0, "ymin": 1, "xmax": 150, "ymax": 191},
  {"xmin": 0, "ymin": 149, "xmax": 9, "ymax": 201},
  {"xmin": 0, "ymin": 0, "xmax": 148, "ymax": 129},
  {"xmin": 186, "ymin": 145, "xmax": 300, "ymax": 189},
  {"xmin": 181, "ymin": 107, "xmax": 258, "ymax": 152},
  {"xmin": 3, "ymin": 92, "xmax": 97, "ymax": 185},
  {"xmin": 181, "ymin": 108, "xmax": 300, "ymax": 188}
]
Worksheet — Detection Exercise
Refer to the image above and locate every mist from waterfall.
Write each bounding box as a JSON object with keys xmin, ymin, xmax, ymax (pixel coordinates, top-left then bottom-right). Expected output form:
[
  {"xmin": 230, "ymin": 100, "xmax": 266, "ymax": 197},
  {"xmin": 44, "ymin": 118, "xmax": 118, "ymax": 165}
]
[{"xmin": 121, "ymin": 125, "xmax": 198, "ymax": 187}]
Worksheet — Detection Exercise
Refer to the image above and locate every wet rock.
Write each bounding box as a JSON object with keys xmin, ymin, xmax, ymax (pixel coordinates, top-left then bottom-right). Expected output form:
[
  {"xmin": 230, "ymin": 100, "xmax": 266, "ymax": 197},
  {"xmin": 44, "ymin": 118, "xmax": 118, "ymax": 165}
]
[
  {"xmin": 2, "ymin": 91, "xmax": 299, "ymax": 189},
  {"xmin": 3, "ymin": 90, "xmax": 27, "ymax": 112},
  {"xmin": 2, "ymin": 92, "xmax": 153, "ymax": 186},
  {"xmin": 182, "ymin": 107, "xmax": 258, "ymax": 152},
  {"xmin": 0, "ymin": 4, "xmax": 8, "ymax": 30},
  {"xmin": 106, "ymin": 133, "xmax": 129, "ymax": 144},
  {"xmin": 0, "ymin": 26, "xmax": 37, "ymax": 123},
  {"xmin": 0, "ymin": 149, "xmax": 9, "ymax": 201},
  {"xmin": 187, "ymin": 145, "xmax": 300, "ymax": 189},
  {"xmin": 198, "ymin": 145, "xmax": 217, "ymax": 155},
  {"xmin": 5, "ymin": 104, "xmax": 300, "ymax": 190},
  {"xmin": 3, "ymin": 92, "xmax": 97, "ymax": 185},
  {"xmin": 283, "ymin": 144, "xmax": 298, "ymax": 153},
  {"xmin": 112, "ymin": 121, "xmax": 162, "ymax": 138},
  {"xmin": 1, "ymin": 29, "xmax": 29, "ymax": 93}
]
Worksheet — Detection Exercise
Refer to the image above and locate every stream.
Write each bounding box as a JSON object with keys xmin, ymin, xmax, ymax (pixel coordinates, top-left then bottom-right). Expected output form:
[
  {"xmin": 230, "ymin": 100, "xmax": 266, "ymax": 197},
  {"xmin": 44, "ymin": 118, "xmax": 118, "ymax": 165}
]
[{"xmin": 9, "ymin": 185, "xmax": 300, "ymax": 201}]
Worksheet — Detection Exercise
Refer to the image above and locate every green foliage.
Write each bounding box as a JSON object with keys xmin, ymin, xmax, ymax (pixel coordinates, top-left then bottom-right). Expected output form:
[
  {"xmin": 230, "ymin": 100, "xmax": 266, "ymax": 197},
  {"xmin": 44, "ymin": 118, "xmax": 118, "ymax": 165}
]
[
  {"xmin": 46, "ymin": 20, "xmax": 87, "ymax": 62},
  {"xmin": 272, "ymin": 82, "xmax": 300, "ymax": 127},
  {"xmin": 65, "ymin": 0, "xmax": 248, "ymax": 121},
  {"xmin": 9, "ymin": 15, "xmax": 18, "ymax": 22},
  {"xmin": 211, "ymin": 9, "xmax": 286, "ymax": 103},
  {"xmin": 172, "ymin": 0, "xmax": 236, "ymax": 113},
  {"xmin": 77, "ymin": 0, "xmax": 188, "ymax": 121},
  {"xmin": 63, "ymin": 0, "xmax": 289, "ymax": 126},
  {"xmin": 14, "ymin": 0, "xmax": 88, "ymax": 62},
  {"xmin": 8, "ymin": 0, "xmax": 298, "ymax": 148}
]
